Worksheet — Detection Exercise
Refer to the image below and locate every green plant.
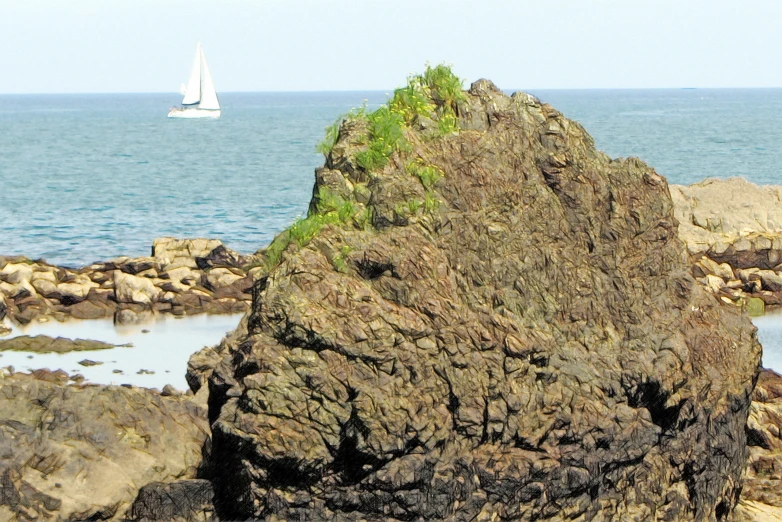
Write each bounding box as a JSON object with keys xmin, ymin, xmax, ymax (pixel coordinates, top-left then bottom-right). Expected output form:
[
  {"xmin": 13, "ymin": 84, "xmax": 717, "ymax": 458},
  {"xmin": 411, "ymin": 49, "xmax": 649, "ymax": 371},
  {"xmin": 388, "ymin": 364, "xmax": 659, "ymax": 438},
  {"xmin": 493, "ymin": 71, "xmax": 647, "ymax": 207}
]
[
  {"xmin": 407, "ymin": 160, "xmax": 444, "ymax": 190},
  {"xmin": 316, "ymin": 119, "xmax": 341, "ymax": 157},
  {"xmin": 408, "ymin": 199, "xmax": 423, "ymax": 214},
  {"xmin": 390, "ymin": 79, "xmax": 434, "ymax": 124},
  {"xmin": 421, "ymin": 63, "xmax": 466, "ymax": 111},
  {"xmin": 355, "ymin": 106, "xmax": 409, "ymax": 171},
  {"xmin": 424, "ymin": 190, "xmax": 439, "ymax": 212},
  {"xmin": 263, "ymin": 230, "xmax": 293, "ymax": 270},
  {"xmin": 437, "ymin": 113, "xmax": 459, "ymax": 135},
  {"xmin": 332, "ymin": 245, "xmax": 354, "ymax": 273},
  {"xmin": 355, "ymin": 206, "xmax": 374, "ymax": 230}
]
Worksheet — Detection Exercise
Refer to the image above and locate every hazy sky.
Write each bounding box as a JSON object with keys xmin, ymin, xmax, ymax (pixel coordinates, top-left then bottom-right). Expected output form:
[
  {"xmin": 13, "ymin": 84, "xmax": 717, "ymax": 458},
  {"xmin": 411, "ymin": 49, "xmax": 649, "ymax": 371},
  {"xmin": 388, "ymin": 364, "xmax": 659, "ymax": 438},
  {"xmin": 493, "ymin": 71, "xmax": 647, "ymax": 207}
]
[{"xmin": 3, "ymin": 0, "xmax": 781, "ymax": 93}]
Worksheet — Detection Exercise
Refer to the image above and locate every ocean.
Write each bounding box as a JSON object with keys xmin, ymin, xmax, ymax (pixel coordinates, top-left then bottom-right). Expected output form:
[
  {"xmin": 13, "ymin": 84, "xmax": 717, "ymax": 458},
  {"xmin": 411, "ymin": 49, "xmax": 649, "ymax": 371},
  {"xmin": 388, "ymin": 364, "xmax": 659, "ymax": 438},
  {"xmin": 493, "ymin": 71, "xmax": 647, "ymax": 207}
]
[{"xmin": 2, "ymin": 88, "xmax": 782, "ymax": 267}]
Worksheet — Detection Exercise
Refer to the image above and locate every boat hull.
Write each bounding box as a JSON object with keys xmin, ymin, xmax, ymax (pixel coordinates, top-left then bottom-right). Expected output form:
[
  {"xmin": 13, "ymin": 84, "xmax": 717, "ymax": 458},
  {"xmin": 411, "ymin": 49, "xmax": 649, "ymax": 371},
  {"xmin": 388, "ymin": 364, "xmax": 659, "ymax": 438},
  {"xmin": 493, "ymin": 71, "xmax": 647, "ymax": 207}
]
[{"xmin": 167, "ymin": 108, "xmax": 221, "ymax": 119}]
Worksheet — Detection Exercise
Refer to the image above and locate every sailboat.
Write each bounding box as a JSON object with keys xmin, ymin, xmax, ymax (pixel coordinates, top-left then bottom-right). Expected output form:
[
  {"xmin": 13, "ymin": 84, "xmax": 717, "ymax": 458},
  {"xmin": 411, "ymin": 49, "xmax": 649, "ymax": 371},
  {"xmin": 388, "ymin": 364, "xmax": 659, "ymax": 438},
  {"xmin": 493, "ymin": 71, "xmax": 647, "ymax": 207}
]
[{"xmin": 168, "ymin": 43, "xmax": 221, "ymax": 119}]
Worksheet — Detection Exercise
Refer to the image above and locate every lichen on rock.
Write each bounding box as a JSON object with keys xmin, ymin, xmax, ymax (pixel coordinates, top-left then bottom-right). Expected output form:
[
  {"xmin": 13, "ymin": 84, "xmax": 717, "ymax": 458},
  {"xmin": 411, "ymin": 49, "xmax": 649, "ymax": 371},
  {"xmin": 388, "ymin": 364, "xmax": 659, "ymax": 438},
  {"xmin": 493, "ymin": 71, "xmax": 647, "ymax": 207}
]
[{"xmin": 205, "ymin": 66, "xmax": 761, "ymax": 521}]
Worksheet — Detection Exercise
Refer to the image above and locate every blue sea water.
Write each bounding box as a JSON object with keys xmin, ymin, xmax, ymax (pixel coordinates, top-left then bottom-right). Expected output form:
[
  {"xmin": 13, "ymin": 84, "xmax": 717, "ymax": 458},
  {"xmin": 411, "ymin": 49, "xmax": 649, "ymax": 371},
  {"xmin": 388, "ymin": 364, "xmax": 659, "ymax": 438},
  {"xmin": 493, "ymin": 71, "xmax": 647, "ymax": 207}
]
[{"xmin": 1, "ymin": 88, "xmax": 782, "ymax": 267}]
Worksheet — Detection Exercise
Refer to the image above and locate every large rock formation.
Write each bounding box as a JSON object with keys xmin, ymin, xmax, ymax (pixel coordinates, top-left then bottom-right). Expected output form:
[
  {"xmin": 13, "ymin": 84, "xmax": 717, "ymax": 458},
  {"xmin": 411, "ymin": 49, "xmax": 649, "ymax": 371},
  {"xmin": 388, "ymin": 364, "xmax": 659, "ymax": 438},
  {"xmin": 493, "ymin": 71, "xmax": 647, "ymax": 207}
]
[{"xmin": 203, "ymin": 72, "xmax": 761, "ymax": 520}]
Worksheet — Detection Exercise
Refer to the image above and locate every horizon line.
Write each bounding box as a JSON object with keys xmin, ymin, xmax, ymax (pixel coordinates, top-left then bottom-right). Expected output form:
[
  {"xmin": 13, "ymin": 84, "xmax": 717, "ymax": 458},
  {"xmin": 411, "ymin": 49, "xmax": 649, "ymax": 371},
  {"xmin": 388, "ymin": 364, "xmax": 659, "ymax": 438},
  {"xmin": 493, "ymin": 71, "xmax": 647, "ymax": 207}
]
[
  {"xmin": 0, "ymin": 86, "xmax": 782, "ymax": 96},
  {"xmin": 2, "ymin": 86, "xmax": 782, "ymax": 96}
]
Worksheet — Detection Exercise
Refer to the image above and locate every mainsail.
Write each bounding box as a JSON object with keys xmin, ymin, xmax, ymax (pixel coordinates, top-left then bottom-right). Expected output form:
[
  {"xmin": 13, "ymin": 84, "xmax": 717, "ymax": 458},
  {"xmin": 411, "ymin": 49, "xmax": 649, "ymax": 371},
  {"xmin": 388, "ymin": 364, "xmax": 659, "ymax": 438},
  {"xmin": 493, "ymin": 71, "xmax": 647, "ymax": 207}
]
[
  {"xmin": 198, "ymin": 48, "xmax": 220, "ymax": 111},
  {"xmin": 179, "ymin": 43, "xmax": 220, "ymax": 111},
  {"xmin": 181, "ymin": 44, "xmax": 202, "ymax": 106}
]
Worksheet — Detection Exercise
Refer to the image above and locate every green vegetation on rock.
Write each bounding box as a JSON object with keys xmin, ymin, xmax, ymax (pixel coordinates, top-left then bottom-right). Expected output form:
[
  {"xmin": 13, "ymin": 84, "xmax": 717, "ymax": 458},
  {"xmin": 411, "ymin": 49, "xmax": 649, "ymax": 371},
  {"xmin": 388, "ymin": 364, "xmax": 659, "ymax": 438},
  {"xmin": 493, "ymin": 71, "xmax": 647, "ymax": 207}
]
[{"xmin": 267, "ymin": 64, "xmax": 463, "ymax": 272}]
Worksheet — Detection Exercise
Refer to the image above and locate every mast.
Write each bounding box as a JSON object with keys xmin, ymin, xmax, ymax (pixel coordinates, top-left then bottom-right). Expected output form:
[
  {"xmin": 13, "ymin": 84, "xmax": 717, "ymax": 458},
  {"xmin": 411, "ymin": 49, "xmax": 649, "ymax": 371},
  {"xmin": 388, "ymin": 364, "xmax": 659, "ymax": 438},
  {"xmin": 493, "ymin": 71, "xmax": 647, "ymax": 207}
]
[
  {"xmin": 181, "ymin": 43, "xmax": 202, "ymax": 106},
  {"xmin": 198, "ymin": 46, "xmax": 220, "ymax": 111}
]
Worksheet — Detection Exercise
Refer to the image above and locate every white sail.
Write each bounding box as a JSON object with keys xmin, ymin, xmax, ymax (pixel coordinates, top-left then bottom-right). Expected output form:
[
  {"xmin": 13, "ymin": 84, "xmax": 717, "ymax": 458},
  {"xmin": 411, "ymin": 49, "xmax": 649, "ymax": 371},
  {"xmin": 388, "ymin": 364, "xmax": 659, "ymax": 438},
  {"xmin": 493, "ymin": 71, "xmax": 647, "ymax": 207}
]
[
  {"xmin": 197, "ymin": 47, "xmax": 220, "ymax": 111},
  {"xmin": 181, "ymin": 43, "xmax": 202, "ymax": 106}
]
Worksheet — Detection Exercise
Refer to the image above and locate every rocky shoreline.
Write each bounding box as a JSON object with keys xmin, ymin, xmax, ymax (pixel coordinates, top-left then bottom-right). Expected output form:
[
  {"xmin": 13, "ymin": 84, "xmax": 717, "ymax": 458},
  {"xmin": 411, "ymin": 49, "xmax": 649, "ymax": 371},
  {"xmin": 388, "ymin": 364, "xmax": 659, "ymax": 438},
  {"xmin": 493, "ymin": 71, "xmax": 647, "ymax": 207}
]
[
  {"xmin": 673, "ymin": 178, "xmax": 782, "ymax": 314},
  {"xmin": 0, "ymin": 237, "xmax": 258, "ymax": 326}
]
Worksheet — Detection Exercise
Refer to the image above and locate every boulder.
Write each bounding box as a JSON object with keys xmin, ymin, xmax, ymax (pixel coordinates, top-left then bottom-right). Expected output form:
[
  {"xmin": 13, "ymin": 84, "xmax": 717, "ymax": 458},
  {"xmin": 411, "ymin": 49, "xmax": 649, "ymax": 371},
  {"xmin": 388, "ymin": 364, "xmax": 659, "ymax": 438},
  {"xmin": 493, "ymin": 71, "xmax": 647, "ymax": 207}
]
[
  {"xmin": 114, "ymin": 271, "xmax": 162, "ymax": 306},
  {"xmin": 206, "ymin": 75, "xmax": 761, "ymax": 521},
  {"xmin": 153, "ymin": 238, "xmax": 226, "ymax": 270},
  {"xmin": 204, "ymin": 267, "xmax": 244, "ymax": 290},
  {"xmin": 0, "ymin": 262, "xmax": 34, "ymax": 285},
  {"xmin": 0, "ymin": 372, "xmax": 208, "ymax": 520}
]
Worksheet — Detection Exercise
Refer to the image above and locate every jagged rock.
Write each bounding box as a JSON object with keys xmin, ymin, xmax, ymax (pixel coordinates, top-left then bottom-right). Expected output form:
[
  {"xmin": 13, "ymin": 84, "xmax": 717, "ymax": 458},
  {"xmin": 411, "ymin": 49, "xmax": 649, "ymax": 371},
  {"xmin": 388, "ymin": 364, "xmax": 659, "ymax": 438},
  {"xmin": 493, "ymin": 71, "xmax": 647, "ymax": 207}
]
[
  {"xmin": 0, "ymin": 262, "xmax": 34, "ymax": 285},
  {"xmin": 741, "ymin": 369, "xmax": 782, "ymax": 514},
  {"xmin": 0, "ymin": 371, "xmax": 208, "ymax": 521},
  {"xmin": 206, "ymin": 77, "xmax": 761, "ymax": 520},
  {"xmin": 153, "ymin": 238, "xmax": 226, "ymax": 270},
  {"xmin": 126, "ymin": 480, "xmax": 216, "ymax": 522},
  {"xmin": 114, "ymin": 271, "xmax": 162, "ymax": 306},
  {"xmin": 195, "ymin": 244, "xmax": 245, "ymax": 270},
  {"xmin": 672, "ymin": 178, "xmax": 782, "ymax": 264}
]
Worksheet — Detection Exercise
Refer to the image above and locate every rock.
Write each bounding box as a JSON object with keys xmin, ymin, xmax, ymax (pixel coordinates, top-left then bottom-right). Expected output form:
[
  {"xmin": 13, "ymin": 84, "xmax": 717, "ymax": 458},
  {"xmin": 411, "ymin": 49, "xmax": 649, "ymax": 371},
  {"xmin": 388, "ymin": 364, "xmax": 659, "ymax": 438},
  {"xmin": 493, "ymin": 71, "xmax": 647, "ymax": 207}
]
[
  {"xmin": 153, "ymin": 238, "xmax": 226, "ymax": 270},
  {"xmin": 161, "ymin": 385, "xmax": 178, "ymax": 397},
  {"xmin": 0, "ymin": 371, "xmax": 208, "ymax": 520},
  {"xmin": 672, "ymin": 178, "xmax": 782, "ymax": 265},
  {"xmin": 126, "ymin": 479, "xmax": 215, "ymax": 522},
  {"xmin": 0, "ymin": 324, "xmax": 10, "ymax": 337},
  {"xmin": 206, "ymin": 73, "xmax": 760, "ymax": 520},
  {"xmin": 204, "ymin": 267, "xmax": 244, "ymax": 290},
  {"xmin": 78, "ymin": 359, "xmax": 103, "ymax": 367},
  {"xmin": 195, "ymin": 245, "xmax": 245, "ymax": 270},
  {"xmin": 0, "ymin": 262, "xmax": 34, "ymax": 284},
  {"xmin": 703, "ymin": 273, "xmax": 726, "ymax": 293},
  {"xmin": 694, "ymin": 256, "xmax": 734, "ymax": 281},
  {"xmin": 742, "ymin": 369, "xmax": 782, "ymax": 514},
  {"xmin": 137, "ymin": 369, "xmax": 155, "ymax": 375},
  {"xmin": 114, "ymin": 271, "xmax": 162, "ymax": 306},
  {"xmin": 0, "ymin": 335, "xmax": 115, "ymax": 353},
  {"xmin": 759, "ymin": 270, "xmax": 782, "ymax": 292}
]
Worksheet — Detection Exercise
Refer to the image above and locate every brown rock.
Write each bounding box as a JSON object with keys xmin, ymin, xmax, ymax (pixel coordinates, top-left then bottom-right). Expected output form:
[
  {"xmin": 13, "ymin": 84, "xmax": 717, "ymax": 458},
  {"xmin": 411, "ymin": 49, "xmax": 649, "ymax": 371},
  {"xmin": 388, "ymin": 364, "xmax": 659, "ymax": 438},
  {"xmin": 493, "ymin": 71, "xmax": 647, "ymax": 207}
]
[
  {"xmin": 206, "ymin": 75, "xmax": 760, "ymax": 521},
  {"xmin": 0, "ymin": 372, "xmax": 208, "ymax": 520}
]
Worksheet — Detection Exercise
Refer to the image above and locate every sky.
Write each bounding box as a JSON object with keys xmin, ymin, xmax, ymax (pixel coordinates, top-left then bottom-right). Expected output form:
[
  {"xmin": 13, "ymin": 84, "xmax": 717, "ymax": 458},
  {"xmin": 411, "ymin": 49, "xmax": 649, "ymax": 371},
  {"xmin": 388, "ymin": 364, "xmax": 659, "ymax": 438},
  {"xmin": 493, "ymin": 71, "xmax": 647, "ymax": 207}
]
[{"xmin": 2, "ymin": 0, "xmax": 782, "ymax": 94}]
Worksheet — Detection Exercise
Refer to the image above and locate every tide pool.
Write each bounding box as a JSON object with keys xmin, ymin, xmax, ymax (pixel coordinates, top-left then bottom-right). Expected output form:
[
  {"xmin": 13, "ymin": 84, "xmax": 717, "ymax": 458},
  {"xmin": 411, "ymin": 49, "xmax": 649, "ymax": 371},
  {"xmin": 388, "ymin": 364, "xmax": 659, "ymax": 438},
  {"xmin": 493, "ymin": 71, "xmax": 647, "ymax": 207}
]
[{"xmin": 0, "ymin": 312, "xmax": 243, "ymax": 390}]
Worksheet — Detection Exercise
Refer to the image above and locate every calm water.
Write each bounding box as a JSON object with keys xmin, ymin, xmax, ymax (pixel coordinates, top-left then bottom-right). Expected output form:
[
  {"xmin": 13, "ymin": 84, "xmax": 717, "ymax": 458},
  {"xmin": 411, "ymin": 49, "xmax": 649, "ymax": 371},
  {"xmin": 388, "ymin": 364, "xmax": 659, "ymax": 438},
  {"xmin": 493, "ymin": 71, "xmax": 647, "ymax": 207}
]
[
  {"xmin": 2, "ymin": 89, "xmax": 782, "ymax": 267},
  {"xmin": 0, "ymin": 313, "xmax": 243, "ymax": 389}
]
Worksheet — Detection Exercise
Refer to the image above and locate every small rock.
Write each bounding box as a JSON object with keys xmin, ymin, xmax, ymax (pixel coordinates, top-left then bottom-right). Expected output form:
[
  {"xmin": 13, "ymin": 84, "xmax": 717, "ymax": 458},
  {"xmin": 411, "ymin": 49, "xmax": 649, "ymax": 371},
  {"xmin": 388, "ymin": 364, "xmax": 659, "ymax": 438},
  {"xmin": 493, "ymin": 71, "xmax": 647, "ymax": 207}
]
[
  {"xmin": 113, "ymin": 369, "xmax": 123, "ymax": 374},
  {"xmin": 78, "ymin": 359, "xmax": 103, "ymax": 367},
  {"xmin": 0, "ymin": 325, "xmax": 11, "ymax": 337},
  {"xmin": 161, "ymin": 384, "xmax": 177, "ymax": 396},
  {"xmin": 137, "ymin": 369, "xmax": 155, "ymax": 375},
  {"xmin": 141, "ymin": 329, "xmax": 150, "ymax": 334}
]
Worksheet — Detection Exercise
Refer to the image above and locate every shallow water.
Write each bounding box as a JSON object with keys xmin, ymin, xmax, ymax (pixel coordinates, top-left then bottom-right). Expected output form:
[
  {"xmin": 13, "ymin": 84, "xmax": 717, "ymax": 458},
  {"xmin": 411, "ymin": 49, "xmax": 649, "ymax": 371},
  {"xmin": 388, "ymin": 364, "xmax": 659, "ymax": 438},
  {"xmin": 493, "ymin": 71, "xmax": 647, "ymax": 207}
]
[
  {"xmin": 0, "ymin": 313, "xmax": 243, "ymax": 390},
  {"xmin": 752, "ymin": 312, "xmax": 782, "ymax": 373}
]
